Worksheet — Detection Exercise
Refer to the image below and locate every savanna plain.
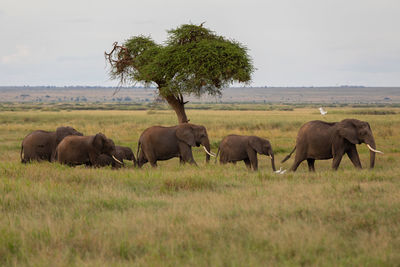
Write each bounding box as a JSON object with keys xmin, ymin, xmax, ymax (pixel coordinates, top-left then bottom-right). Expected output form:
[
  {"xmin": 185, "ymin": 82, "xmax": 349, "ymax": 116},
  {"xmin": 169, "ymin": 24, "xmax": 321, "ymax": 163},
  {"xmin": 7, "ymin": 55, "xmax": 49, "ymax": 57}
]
[{"xmin": 1, "ymin": 105, "xmax": 400, "ymax": 266}]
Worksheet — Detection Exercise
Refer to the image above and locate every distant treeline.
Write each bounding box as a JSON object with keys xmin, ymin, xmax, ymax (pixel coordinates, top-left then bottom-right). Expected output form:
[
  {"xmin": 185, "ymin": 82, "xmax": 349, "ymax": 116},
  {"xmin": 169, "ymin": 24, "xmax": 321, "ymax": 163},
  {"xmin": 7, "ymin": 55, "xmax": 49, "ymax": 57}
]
[{"xmin": 1, "ymin": 102, "xmax": 399, "ymax": 112}]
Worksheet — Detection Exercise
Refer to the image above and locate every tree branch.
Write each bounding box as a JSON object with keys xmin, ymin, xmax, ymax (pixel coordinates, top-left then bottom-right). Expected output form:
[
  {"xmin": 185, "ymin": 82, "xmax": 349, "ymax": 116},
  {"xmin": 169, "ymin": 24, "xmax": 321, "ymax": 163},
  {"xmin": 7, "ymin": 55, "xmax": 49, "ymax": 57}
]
[{"xmin": 177, "ymin": 93, "xmax": 189, "ymax": 105}]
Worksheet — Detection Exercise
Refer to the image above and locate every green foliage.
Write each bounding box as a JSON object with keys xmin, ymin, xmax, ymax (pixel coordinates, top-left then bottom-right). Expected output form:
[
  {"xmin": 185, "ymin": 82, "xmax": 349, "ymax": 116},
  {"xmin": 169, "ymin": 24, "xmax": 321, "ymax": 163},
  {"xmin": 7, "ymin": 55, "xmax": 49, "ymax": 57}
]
[{"xmin": 106, "ymin": 24, "xmax": 254, "ymax": 98}]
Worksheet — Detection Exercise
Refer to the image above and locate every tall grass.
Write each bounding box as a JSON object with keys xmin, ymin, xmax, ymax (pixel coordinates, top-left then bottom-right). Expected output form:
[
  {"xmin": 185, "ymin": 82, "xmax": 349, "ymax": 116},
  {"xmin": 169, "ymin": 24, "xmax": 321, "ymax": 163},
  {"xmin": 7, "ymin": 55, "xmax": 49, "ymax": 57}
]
[{"xmin": 1, "ymin": 107, "xmax": 400, "ymax": 265}]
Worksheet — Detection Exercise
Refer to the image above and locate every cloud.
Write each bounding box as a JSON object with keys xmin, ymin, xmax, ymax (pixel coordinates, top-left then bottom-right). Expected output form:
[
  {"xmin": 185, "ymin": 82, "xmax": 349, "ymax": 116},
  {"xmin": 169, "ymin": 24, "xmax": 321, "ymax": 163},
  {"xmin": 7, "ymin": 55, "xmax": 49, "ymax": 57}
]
[
  {"xmin": 60, "ymin": 18, "xmax": 92, "ymax": 24},
  {"xmin": 1, "ymin": 45, "xmax": 30, "ymax": 64}
]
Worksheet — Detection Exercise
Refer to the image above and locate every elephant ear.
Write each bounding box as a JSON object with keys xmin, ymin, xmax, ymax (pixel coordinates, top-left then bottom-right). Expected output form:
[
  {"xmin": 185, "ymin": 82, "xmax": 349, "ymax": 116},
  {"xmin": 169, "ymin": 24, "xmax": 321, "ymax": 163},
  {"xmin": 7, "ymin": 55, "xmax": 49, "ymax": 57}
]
[
  {"xmin": 249, "ymin": 136, "xmax": 264, "ymax": 154},
  {"xmin": 92, "ymin": 133, "xmax": 105, "ymax": 153},
  {"xmin": 55, "ymin": 127, "xmax": 70, "ymax": 144},
  {"xmin": 176, "ymin": 125, "xmax": 196, "ymax": 147},
  {"xmin": 337, "ymin": 122, "xmax": 359, "ymax": 144}
]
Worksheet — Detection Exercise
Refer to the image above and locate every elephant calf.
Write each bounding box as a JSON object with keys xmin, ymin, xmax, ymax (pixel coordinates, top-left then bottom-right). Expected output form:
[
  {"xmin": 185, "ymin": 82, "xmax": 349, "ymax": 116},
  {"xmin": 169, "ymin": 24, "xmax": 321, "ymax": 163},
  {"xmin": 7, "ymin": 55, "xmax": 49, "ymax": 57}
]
[
  {"xmin": 96, "ymin": 146, "xmax": 137, "ymax": 168},
  {"xmin": 282, "ymin": 119, "xmax": 383, "ymax": 172},
  {"xmin": 56, "ymin": 133, "xmax": 122, "ymax": 167},
  {"xmin": 216, "ymin": 135, "xmax": 276, "ymax": 171},
  {"xmin": 21, "ymin": 126, "xmax": 83, "ymax": 163}
]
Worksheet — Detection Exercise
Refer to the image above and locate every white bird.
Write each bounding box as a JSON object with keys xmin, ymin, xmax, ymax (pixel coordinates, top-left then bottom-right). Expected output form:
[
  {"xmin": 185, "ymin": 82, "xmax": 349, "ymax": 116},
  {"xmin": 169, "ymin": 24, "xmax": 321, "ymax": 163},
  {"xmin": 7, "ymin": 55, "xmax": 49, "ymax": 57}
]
[
  {"xmin": 275, "ymin": 167, "xmax": 287, "ymax": 174},
  {"xmin": 319, "ymin": 107, "xmax": 327, "ymax": 116}
]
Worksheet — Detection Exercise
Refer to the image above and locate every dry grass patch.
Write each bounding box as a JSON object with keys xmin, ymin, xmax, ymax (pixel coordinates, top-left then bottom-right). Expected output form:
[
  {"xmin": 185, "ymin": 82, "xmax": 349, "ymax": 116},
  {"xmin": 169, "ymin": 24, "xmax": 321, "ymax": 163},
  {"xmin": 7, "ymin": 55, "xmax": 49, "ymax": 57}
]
[{"xmin": 1, "ymin": 107, "xmax": 400, "ymax": 265}]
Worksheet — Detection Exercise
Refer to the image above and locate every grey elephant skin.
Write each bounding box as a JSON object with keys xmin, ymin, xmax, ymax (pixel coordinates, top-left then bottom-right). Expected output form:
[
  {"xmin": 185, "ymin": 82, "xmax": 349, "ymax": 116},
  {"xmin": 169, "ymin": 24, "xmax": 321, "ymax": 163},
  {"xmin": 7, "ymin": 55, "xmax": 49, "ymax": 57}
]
[
  {"xmin": 97, "ymin": 146, "xmax": 137, "ymax": 168},
  {"xmin": 282, "ymin": 119, "xmax": 381, "ymax": 171},
  {"xmin": 20, "ymin": 126, "xmax": 83, "ymax": 163},
  {"xmin": 216, "ymin": 135, "xmax": 276, "ymax": 171},
  {"xmin": 137, "ymin": 123, "xmax": 212, "ymax": 167},
  {"xmin": 55, "ymin": 133, "xmax": 117, "ymax": 167}
]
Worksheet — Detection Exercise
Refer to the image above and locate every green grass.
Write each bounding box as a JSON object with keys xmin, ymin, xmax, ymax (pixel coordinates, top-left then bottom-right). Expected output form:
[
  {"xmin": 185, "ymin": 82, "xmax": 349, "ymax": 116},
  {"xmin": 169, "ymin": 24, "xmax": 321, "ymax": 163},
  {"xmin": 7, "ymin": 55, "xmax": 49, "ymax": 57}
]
[{"xmin": 1, "ymin": 106, "xmax": 400, "ymax": 266}]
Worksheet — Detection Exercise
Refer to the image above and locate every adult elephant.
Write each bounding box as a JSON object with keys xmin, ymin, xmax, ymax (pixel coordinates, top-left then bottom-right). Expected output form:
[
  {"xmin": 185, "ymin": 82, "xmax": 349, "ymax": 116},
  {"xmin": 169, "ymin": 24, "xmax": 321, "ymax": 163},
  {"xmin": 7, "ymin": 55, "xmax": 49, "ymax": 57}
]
[
  {"xmin": 282, "ymin": 119, "xmax": 383, "ymax": 172},
  {"xmin": 137, "ymin": 123, "xmax": 215, "ymax": 167},
  {"xmin": 56, "ymin": 133, "xmax": 123, "ymax": 167},
  {"xmin": 21, "ymin": 126, "xmax": 83, "ymax": 163},
  {"xmin": 216, "ymin": 135, "xmax": 276, "ymax": 171},
  {"xmin": 96, "ymin": 146, "xmax": 137, "ymax": 168}
]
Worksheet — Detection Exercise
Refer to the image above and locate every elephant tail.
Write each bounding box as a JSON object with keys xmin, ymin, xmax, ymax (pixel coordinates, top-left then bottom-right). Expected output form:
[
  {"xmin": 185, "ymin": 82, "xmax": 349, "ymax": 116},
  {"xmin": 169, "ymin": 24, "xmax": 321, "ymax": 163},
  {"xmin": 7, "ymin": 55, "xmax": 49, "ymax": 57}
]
[
  {"xmin": 132, "ymin": 149, "xmax": 138, "ymax": 167},
  {"xmin": 214, "ymin": 146, "xmax": 220, "ymax": 164},
  {"xmin": 281, "ymin": 146, "xmax": 296, "ymax": 163},
  {"xmin": 136, "ymin": 140, "xmax": 141, "ymax": 163}
]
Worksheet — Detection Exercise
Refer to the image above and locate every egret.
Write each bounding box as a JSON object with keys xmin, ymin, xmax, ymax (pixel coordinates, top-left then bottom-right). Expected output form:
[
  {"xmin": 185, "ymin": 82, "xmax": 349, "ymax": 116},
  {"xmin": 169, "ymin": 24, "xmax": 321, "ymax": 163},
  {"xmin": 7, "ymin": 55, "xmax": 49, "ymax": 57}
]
[{"xmin": 319, "ymin": 107, "xmax": 327, "ymax": 115}]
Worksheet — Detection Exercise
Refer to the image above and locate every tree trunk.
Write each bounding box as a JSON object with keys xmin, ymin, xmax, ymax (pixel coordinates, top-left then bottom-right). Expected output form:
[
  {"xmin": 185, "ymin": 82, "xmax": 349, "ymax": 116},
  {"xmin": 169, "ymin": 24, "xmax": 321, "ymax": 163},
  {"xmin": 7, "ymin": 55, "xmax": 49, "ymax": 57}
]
[{"xmin": 165, "ymin": 94, "xmax": 189, "ymax": 123}]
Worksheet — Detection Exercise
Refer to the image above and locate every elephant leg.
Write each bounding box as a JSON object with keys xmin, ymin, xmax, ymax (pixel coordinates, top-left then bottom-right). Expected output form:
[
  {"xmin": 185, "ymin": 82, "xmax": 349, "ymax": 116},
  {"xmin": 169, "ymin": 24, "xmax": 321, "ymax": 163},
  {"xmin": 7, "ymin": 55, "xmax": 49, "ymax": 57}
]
[
  {"xmin": 290, "ymin": 157, "xmax": 304, "ymax": 172},
  {"xmin": 332, "ymin": 151, "xmax": 345, "ymax": 170},
  {"xmin": 149, "ymin": 160, "xmax": 157, "ymax": 168},
  {"xmin": 144, "ymin": 149, "xmax": 157, "ymax": 168},
  {"xmin": 346, "ymin": 145, "xmax": 362, "ymax": 169},
  {"xmin": 179, "ymin": 143, "xmax": 197, "ymax": 165},
  {"xmin": 288, "ymin": 148, "xmax": 303, "ymax": 171},
  {"xmin": 220, "ymin": 158, "xmax": 228, "ymax": 165},
  {"xmin": 89, "ymin": 152, "xmax": 100, "ymax": 167},
  {"xmin": 246, "ymin": 148, "xmax": 258, "ymax": 171},
  {"xmin": 307, "ymin": 158, "xmax": 315, "ymax": 172},
  {"xmin": 219, "ymin": 153, "xmax": 228, "ymax": 165},
  {"xmin": 243, "ymin": 159, "xmax": 251, "ymax": 169},
  {"xmin": 138, "ymin": 150, "xmax": 148, "ymax": 167}
]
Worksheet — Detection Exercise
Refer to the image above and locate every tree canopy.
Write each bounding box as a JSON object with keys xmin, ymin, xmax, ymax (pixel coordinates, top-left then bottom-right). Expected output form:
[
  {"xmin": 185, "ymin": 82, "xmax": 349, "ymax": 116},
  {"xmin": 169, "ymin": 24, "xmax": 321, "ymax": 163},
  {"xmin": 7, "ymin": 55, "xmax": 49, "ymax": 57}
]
[{"xmin": 105, "ymin": 23, "xmax": 254, "ymax": 123}]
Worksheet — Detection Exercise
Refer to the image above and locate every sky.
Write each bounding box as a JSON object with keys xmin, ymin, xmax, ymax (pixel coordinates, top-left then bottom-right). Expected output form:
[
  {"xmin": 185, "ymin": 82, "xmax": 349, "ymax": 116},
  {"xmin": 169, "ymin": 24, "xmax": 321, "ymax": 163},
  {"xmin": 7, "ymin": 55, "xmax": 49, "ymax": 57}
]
[{"xmin": 0, "ymin": 0, "xmax": 399, "ymax": 87}]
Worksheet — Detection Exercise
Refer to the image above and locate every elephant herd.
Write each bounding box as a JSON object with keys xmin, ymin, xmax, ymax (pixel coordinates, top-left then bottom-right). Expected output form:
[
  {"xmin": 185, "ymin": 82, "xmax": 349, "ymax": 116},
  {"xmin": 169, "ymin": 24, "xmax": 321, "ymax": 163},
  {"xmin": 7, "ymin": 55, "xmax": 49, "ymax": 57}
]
[{"xmin": 20, "ymin": 118, "xmax": 383, "ymax": 172}]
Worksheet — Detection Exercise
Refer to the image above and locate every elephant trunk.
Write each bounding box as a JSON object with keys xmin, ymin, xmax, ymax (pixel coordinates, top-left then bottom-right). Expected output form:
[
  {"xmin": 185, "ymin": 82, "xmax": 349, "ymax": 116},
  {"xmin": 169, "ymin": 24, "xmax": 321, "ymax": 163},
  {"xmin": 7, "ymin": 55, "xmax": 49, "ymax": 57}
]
[
  {"xmin": 269, "ymin": 149, "xmax": 276, "ymax": 172},
  {"xmin": 202, "ymin": 138, "xmax": 211, "ymax": 163},
  {"xmin": 366, "ymin": 139, "xmax": 376, "ymax": 169}
]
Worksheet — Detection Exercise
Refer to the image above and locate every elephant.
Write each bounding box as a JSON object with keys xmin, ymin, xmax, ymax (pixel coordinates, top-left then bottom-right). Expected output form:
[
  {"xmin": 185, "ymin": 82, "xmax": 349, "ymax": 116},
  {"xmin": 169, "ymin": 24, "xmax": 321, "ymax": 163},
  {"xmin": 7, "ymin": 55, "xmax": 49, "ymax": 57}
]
[
  {"xmin": 55, "ymin": 133, "xmax": 123, "ymax": 167},
  {"xmin": 96, "ymin": 146, "xmax": 137, "ymax": 168},
  {"xmin": 215, "ymin": 135, "xmax": 276, "ymax": 171},
  {"xmin": 137, "ymin": 123, "xmax": 215, "ymax": 167},
  {"xmin": 282, "ymin": 119, "xmax": 383, "ymax": 172},
  {"xmin": 20, "ymin": 126, "xmax": 83, "ymax": 163}
]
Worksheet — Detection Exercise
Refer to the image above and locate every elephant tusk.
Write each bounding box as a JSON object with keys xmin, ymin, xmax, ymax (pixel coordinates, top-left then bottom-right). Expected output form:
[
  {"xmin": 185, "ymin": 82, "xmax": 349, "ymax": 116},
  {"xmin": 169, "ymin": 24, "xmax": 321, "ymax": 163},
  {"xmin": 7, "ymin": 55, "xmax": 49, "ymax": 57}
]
[
  {"xmin": 112, "ymin": 155, "xmax": 124, "ymax": 165},
  {"xmin": 367, "ymin": 144, "xmax": 384, "ymax": 154},
  {"xmin": 203, "ymin": 146, "xmax": 216, "ymax": 157},
  {"xmin": 269, "ymin": 155, "xmax": 272, "ymax": 159}
]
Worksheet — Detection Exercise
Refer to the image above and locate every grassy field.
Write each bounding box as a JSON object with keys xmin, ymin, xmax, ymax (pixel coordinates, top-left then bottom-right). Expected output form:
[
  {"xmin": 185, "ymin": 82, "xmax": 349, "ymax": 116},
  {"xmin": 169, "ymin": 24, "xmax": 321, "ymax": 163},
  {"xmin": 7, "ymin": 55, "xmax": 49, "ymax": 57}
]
[{"xmin": 1, "ymin": 106, "xmax": 400, "ymax": 266}]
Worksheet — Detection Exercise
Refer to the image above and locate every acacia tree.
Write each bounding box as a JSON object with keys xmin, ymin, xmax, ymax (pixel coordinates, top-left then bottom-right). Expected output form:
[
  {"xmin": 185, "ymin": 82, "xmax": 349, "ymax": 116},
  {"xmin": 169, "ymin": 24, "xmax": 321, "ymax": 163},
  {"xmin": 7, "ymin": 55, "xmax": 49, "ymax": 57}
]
[{"xmin": 105, "ymin": 23, "xmax": 254, "ymax": 123}]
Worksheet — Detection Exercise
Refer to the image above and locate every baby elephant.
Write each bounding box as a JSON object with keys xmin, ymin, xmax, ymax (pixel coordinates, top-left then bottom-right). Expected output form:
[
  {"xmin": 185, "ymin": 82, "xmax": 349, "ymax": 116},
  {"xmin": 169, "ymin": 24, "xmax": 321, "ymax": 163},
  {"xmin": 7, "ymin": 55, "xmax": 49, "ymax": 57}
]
[
  {"xmin": 97, "ymin": 146, "xmax": 137, "ymax": 168},
  {"xmin": 56, "ymin": 133, "xmax": 122, "ymax": 167},
  {"xmin": 216, "ymin": 135, "xmax": 276, "ymax": 171}
]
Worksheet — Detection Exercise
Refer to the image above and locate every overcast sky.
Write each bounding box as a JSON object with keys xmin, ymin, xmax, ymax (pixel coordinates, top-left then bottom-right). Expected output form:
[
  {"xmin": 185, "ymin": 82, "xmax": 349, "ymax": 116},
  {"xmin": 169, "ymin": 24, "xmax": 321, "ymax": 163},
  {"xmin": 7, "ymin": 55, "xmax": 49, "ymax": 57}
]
[{"xmin": 0, "ymin": 0, "xmax": 399, "ymax": 87}]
